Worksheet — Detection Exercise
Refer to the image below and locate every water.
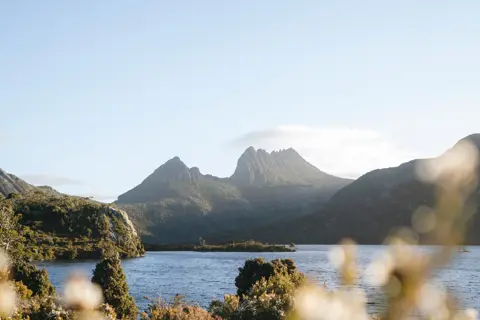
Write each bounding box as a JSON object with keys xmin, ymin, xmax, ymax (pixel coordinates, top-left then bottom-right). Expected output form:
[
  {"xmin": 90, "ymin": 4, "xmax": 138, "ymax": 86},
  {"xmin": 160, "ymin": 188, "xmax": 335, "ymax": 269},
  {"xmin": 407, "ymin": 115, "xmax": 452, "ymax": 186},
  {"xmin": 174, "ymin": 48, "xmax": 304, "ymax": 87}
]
[{"xmin": 36, "ymin": 245, "xmax": 480, "ymax": 314}]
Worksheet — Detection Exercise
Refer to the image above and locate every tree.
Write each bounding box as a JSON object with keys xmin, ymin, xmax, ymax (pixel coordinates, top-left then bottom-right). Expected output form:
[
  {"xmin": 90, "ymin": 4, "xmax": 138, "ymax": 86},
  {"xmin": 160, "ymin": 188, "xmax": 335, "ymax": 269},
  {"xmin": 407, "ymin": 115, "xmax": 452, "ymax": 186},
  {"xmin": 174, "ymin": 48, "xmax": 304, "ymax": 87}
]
[
  {"xmin": 0, "ymin": 200, "xmax": 23, "ymax": 253},
  {"xmin": 92, "ymin": 250, "xmax": 137, "ymax": 319},
  {"xmin": 11, "ymin": 260, "xmax": 56, "ymax": 297}
]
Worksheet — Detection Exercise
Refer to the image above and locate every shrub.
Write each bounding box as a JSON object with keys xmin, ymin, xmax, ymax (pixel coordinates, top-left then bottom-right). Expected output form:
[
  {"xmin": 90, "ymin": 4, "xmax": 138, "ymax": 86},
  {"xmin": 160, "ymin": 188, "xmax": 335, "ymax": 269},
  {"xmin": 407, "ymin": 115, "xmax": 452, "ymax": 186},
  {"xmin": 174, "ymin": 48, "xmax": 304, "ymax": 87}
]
[
  {"xmin": 235, "ymin": 258, "xmax": 302, "ymax": 298},
  {"xmin": 210, "ymin": 258, "xmax": 305, "ymax": 320},
  {"xmin": 142, "ymin": 295, "xmax": 217, "ymax": 320}
]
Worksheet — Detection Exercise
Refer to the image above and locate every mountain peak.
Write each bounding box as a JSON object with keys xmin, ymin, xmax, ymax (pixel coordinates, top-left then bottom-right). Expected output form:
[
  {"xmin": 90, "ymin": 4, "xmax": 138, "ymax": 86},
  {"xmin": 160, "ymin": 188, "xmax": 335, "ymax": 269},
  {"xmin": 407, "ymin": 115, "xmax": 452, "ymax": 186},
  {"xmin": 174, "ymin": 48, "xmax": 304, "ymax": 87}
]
[
  {"xmin": 167, "ymin": 156, "xmax": 183, "ymax": 163},
  {"xmin": 459, "ymin": 133, "xmax": 480, "ymax": 149},
  {"xmin": 149, "ymin": 156, "xmax": 191, "ymax": 183},
  {"xmin": 231, "ymin": 147, "xmax": 343, "ymax": 187}
]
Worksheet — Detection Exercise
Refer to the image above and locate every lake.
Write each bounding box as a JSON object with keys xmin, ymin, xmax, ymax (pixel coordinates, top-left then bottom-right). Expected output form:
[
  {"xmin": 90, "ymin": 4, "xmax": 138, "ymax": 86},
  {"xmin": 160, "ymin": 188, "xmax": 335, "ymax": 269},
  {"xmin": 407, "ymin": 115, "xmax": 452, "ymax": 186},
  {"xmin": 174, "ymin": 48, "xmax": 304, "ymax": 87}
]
[{"xmin": 36, "ymin": 245, "xmax": 480, "ymax": 314}]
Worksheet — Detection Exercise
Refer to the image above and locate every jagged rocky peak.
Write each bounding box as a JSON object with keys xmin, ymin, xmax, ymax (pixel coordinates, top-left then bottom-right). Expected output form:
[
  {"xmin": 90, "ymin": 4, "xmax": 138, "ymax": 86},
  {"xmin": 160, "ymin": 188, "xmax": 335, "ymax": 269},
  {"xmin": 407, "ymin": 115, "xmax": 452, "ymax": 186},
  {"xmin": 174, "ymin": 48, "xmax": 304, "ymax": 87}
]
[
  {"xmin": 189, "ymin": 167, "xmax": 202, "ymax": 180},
  {"xmin": 230, "ymin": 146, "xmax": 329, "ymax": 187}
]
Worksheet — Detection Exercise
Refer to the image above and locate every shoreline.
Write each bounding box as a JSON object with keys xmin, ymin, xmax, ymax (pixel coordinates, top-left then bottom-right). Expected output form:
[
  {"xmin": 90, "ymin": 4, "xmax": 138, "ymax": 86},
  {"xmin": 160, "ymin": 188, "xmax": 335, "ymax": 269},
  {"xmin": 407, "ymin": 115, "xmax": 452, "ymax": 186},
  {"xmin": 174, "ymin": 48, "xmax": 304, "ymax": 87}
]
[{"xmin": 143, "ymin": 241, "xmax": 296, "ymax": 252}]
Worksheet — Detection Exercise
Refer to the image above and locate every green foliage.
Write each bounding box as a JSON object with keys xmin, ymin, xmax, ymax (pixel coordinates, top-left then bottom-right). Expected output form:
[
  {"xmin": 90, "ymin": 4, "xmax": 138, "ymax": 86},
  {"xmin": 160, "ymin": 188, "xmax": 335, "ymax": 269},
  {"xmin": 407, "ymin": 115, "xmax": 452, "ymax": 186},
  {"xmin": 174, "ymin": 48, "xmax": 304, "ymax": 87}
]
[
  {"xmin": 209, "ymin": 295, "xmax": 239, "ymax": 320},
  {"xmin": 13, "ymin": 280, "xmax": 33, "ymax": 300},
  {"xmin": 92, "ymin": 252, "xmax": 138, "ymax": 319},
  {"xmin": 6, "ymin": 193, "xmax": 20, "ymax": 200},
  {"xmin": 0, "ymin": 199, "xmax": 24, "ymax": 255},
  {"xmin": 141, "ymin": 295, "xmax": 217, "ymax": 320},
  {"xmin": 210, "ymin": 258, "xmax": 305, "ymax": 320},
  {"xmin": 145, "ymin": 241, "xmax": 295, "ymax": 252},
  {"xmin": 10, "ymin": 295, "xmax": 79, "ymax": 320},
  {"xmin": 11, "ymin": 259, "xmax": 55, "ymax": 298},
  {"xmin": 235, "ymin": 258, "xmax": 302, "ymax": 298},
  {"xmin": 193, "ymin": 241, "xmax": 294, "ymax": 252},
  {"xmin": 0, "ymin": 192, "xmax": 144, "ymax": 261}
]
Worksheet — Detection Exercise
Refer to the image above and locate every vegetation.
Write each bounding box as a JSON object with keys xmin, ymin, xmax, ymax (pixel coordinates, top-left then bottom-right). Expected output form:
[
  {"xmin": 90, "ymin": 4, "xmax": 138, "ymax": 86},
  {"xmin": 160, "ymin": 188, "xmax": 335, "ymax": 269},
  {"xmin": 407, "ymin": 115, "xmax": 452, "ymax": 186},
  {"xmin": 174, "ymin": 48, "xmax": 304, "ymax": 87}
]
[
  {"xmin": 0, "ymin": 191, "xmax": 145, "ymax": 261},
  {"xmin": 143, "ymin": 241, "xmax": 295, "ymax": 252},
  {"xmin": 92, "ymin": 250, "xmax": 138, "ymax": 319},
  {"xmin": 141, "ymin": 295, "xmax": 217, "ymax": 320},
  {"xmin": 209, "ymin": 258, "xmax": 306, "ymax": 320},
  {"xmin": 10, "ymin": 259, "xmax": 55, "ymax": 298}
]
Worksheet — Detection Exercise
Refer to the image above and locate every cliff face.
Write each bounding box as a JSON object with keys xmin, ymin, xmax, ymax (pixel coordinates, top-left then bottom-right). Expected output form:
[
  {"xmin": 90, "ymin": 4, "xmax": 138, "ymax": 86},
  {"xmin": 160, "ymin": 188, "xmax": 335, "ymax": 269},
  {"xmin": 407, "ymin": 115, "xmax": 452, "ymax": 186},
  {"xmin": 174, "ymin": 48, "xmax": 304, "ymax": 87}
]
[{"xmin": 115, "ymin": 147, "xmax": 352, "ymax": 243}]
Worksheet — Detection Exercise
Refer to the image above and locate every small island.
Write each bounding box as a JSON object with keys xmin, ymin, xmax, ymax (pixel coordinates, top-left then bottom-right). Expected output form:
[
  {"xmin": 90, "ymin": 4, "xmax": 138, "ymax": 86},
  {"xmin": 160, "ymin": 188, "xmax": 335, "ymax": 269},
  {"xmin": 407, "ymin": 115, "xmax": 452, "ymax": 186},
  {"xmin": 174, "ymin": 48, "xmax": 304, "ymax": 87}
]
[{"xmin": 143, "ymin": 240, "xmax": 296, "ymax": 252}]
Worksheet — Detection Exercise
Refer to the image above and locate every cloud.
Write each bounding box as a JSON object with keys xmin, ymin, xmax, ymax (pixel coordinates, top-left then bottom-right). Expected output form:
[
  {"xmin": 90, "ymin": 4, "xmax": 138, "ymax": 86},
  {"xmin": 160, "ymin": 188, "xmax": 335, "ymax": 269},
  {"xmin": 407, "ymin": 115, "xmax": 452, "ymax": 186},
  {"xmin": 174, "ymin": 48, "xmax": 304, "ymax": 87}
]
[
  {"xmin": 72, "ymin": 193, "xmax": 118, "ymax": 203},
  {"xmin": 230, "ymin": 125, "xmax": 416, "ymax": 178},
  {"xmin": 81, "ymin": 193, "xmax": 118, "ymax": 202},
  {"xmin": 20, "ymin": 174, "xmax": 84, "ymax": 186}
]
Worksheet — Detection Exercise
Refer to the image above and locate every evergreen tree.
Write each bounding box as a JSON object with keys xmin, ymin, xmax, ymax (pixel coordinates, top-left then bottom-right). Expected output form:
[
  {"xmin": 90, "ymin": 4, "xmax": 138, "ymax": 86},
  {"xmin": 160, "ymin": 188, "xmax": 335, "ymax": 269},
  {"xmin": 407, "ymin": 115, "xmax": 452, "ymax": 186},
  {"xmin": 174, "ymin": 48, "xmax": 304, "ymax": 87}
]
[
  {"xmin": 11, "ymin": 259, "xmax": 56, "ymax": 297},
  {"xmin": 91, "ymin": 250, "xmax": 137, "ymax": 319}
]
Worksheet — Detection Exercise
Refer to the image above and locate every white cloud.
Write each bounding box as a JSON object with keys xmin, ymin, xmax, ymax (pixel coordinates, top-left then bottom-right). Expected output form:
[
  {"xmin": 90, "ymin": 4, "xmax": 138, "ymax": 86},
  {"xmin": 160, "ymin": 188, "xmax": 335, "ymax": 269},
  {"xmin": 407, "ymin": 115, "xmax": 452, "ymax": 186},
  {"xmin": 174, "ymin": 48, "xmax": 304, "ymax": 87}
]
[
  {"xmin": 20, "ymin": 174, "xmax": 84, "ymax": 186},
  {"xmin": 231, "ymin": 125, "xmax": 416, "ymax": 178},
  {"xmin": 76, "ymin": 193, "xmax": 118, "ymax": 203}
]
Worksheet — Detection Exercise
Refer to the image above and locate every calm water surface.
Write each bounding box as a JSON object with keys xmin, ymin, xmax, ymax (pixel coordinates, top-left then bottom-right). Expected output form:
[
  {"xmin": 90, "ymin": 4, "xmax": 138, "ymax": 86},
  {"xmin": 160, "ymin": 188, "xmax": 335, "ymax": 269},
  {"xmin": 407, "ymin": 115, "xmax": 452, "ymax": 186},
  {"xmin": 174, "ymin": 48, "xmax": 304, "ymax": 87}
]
[{"xmin": 37, "ymin": 245, "xmax": 480, "ymax": 313}]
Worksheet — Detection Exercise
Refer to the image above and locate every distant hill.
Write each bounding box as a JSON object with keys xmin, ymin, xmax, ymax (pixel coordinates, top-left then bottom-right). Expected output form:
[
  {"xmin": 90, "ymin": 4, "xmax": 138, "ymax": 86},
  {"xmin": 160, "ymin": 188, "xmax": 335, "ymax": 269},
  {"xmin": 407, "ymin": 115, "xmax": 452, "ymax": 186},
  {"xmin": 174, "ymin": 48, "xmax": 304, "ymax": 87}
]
[
  {"xmin": 0, "ymin": 169, "xmax": 34, "ymax": 196},
  {"xmin": 116, "ymin": 147, "xmax": 352, "ymax": 243},
  {"xmin": 254, "ymin": 134, "xmax": 480, "ymax": 245}
]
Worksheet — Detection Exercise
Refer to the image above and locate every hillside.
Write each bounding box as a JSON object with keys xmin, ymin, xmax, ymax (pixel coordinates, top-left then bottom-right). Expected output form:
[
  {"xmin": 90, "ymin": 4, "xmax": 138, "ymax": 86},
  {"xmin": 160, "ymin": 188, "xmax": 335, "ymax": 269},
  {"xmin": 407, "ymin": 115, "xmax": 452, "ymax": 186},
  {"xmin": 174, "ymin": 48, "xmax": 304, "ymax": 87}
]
[
  {"xmin": 259, "ymin": 134, "xmax": 480, "ymax": 245},
  {"xmin": 116, "ymin": 147, "xmax": 351, "ymax": 243},
  {"xmin": 0, "ymin": 169, "xmax": 34, "ymax": 196},
  {"xmin": 0, "ymin": 176, "xmax": 144, "ymax": 259}
]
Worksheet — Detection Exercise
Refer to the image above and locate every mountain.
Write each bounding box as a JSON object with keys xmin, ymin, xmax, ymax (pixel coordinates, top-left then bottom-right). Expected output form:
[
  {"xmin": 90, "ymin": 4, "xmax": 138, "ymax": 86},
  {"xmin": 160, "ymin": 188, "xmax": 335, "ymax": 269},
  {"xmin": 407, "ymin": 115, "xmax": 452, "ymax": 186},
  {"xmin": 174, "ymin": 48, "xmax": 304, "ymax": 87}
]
[
  {"xmin": 116, "ymin": 147, "xmax": 352, "ymax": 243},
  {"xmin": 0, "ymin": 169, "xmax": 34, "ymax": 197},
  {"xmin": 267, "ymin": 134, "xmax": 480, "ymax": 245},
  {"xmin": 231, "ymin": 147, "xmax": 345, "ymax": 187}
]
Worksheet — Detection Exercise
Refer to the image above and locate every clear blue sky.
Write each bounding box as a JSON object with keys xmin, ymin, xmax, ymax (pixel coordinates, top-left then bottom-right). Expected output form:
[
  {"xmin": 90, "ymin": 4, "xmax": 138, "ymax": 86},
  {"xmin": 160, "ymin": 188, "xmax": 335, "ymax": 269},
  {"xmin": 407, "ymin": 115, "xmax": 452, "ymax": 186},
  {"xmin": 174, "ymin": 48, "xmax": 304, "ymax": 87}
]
[{"xmin": 1, "ymin": 1, "xmax": 479, "ymax": 201}]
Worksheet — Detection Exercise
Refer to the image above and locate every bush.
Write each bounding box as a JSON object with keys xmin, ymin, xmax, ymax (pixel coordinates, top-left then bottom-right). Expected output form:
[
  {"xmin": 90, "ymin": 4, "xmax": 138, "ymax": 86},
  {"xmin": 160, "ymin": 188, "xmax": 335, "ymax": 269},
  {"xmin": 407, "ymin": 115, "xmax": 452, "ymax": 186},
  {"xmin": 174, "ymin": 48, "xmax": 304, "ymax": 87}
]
[
  {"xmin": 141, "ymin": 295, "xmax": 217, "ymax": 320},
  {"xmin": 235, "ymin": 258, "xmax": 301, "ymax": 298},
  {"xmin": 210, "ymin": 258, "xmax": 305, "ymax": 320}
]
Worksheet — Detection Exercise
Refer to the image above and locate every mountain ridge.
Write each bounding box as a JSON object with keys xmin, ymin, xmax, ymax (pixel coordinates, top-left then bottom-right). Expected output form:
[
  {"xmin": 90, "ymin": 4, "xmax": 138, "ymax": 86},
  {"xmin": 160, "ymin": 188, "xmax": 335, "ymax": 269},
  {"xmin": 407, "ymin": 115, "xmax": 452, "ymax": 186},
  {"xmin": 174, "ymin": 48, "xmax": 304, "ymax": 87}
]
[
  {"xmin": 244, "ymin": 133, "xmax": 480, "ymax": 245},
  {"xmin": 0, "ymin": 168, "xmax": 35, "ymax": 197},
  {"xmin": 115, "ymin": 146, "xmax": 352, "ymax": 243}
]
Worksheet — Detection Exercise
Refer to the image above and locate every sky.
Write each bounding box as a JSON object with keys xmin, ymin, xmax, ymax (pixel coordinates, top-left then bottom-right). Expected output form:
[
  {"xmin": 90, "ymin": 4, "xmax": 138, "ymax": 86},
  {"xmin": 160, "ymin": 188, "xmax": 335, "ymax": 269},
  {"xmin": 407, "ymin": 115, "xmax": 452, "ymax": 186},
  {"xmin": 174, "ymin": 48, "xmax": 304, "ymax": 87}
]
[{"xmin": 1, "ymin": 1, "xmax": 479, "ymax": 202}]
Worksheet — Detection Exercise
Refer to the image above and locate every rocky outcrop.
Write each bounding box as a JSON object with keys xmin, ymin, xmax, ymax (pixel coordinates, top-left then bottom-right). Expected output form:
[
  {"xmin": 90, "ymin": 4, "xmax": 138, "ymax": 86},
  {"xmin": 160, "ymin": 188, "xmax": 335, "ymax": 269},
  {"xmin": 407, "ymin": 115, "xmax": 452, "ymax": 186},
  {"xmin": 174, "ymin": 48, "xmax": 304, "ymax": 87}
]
[
  {"xmin": 230, "ymin": 147, "xmax": 350, "ymax": 187},
  {"xmin": 0, "ymin": 169, "xmax": 34, "ymax": 196},
  {"xmin": 105, "ymin": 206, "xmax": 138, "ymax": 237}
]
